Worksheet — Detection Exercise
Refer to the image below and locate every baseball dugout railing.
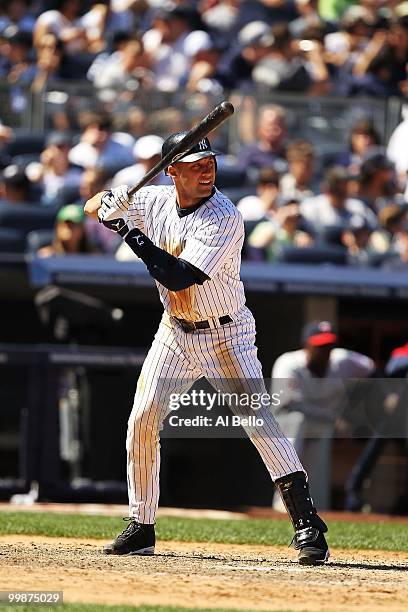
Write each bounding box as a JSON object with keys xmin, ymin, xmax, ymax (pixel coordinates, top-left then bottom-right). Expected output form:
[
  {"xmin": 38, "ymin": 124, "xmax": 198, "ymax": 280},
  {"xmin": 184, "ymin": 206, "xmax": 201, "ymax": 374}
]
[
  {"xmin": 0, "ymin": 79, "xmax": 404, "ymax": 152},
  {"xmin": 0, "ymin": 343, "xmax": 145, "ymax": 502}
]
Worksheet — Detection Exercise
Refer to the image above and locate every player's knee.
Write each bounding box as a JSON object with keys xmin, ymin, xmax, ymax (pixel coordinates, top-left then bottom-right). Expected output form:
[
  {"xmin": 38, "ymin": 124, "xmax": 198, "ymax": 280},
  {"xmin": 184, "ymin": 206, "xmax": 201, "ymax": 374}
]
[{"xmin": 127, "ymin": 406, "xmax": 159, "ymax": 439}]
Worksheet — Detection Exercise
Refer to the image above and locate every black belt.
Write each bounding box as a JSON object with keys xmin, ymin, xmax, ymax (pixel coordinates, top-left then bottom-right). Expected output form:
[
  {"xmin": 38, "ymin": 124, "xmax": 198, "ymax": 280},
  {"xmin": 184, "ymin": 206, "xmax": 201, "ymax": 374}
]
[{"xmin": 174, "ymin": 315, "xmax": 232, "ymax": 333}]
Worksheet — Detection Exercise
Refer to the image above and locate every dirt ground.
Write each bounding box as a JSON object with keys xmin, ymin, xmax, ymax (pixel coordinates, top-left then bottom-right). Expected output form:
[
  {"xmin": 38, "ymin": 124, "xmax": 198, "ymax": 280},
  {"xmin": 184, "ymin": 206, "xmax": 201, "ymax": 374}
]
[{"xmin": 0, "ymin": 536, "xmax": 407, "ymax": 611}]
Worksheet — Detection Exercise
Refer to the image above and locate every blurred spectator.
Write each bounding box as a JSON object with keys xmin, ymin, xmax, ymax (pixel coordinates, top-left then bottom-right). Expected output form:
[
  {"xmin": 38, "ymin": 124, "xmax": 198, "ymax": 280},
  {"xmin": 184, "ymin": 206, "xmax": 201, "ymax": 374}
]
[
  {"xmin": 344, "ymin": 14, "xmax": 408, "ymax": 97},
  {"xmin": 356, "ymin": 151, "xmax": 398, "ymax": 212},
  {"xmin": 381, "ymin": 225, "xmax": 408, "ymax": 270},
  {"xmin": 148, "ymin": 107, "xmax": 185, "ymax": 138},
  {"xmin": 340, "ymin": 214, "xmax": 373, "ymax": 265},
  {"xmin": 91, "ymin": 35, "xmax": 153, "ymax": 101},
  {"xmin": 31, "ymin": 34, "xmax": 74, "ymax": 94},
  {"xmin": 237, "ymin": 104, "xmax": 287, "ymax": 175},
  {"xmin": 252, "ymin": 22, "xmax": 330, "ymax": 94},
  {"xmin": 199, "ymin": 0, "xmax": 240, "ymax": 36},
  {"xmin": 26, "ymin": 131, "xmax": 82, "ymax": 206},
  {"xmin": 0, "ymin": 0, "xmax": 36, "ymax": 33},
  {"xmin": 111, "ymin": 134, "xmax": 171, "ymax": 188},
  {"xmin": 387, "ymin": 110, "xmax": 408, "ymax": 197},
  {"xmin": 271, "ymin": 319, "xmax": 375, "ymax": 509},
  {"xmin": 280, "ymin": 139, "xmax": 316, "ymax": 201},
  {"xmin": 234, "ymin": 0, "xmax": 298, "ymax": 29},
  {"xmin": 334, "ymin": 118, "xmax": 381, "ymax": 178},
  {"xmin": 290, "ymin": 0, "xmax": 332, "ymax": 38},
  {"xmin": 80, "ymin": 0, "xmax": 136, "ymax": 53},
  {"xmin": 370, "ymin": 201, "xmax": 408, "ymax": 254},
  {"xmin": 324, "ymin": 5, "xmax": 374, "ymax": 70},
  {"xmin": 68, "ymin": 112, "xmax": 134, "ymax": 172},
  {"xmin": 37, "ymin": 203, "xmax": 99, "ymax": 257},
  {"xmin": 248, "ymin": 197, "xmax": 314, "ymax": 261},
  {"xmin": 236, "ymin": 167, "xmax": 280, "ymax": 221},
  {"xmin": 0, "ymin": 164, "xmax": 33, "ymax": 203},
  {"xmin": 33, "ymin": 0, "xmax": 88, "ymax": 53},
  {"xmin": 142, "ymin": 5, "xmax": 213, "ymax": 92},
  {"xmin": 0, "ymin": 119, "xmax": 13, "ymax": 168},
  {"xmin": 184, "ymin": 37, "xmax": 225, "ymax": 94},
  {"xmin": 87, "ymin": 31, "xmax": 135, "ymax": 82},
  {"xmin": 1, "ymin": 27, "xmax": 35, "ymax": 84},
  {"xmin": 77, "ymin": 167, "xmax": 120, "ymax": 253},
  {"xmin": 213, "ymin": 20, "xmax": 275, "ymax": 91},
  {"xmin": 301, "ymin": 166, "xmax": 377, "ymax": 234}
]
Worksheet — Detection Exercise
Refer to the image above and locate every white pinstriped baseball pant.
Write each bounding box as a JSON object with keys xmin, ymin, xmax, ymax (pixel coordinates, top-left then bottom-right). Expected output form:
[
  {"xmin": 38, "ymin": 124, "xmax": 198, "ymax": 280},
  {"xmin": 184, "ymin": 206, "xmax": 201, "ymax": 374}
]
[{"xmin": 127, "ymin": 306, "xmax": 305, "ymax": 523}]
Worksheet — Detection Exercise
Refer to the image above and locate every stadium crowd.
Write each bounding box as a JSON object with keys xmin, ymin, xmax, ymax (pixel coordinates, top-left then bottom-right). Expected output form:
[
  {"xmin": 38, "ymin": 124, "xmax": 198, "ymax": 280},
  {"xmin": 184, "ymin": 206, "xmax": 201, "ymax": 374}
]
[{"xmin": 1, "ymin": 0, "xmax": 408, "ymax": 266}]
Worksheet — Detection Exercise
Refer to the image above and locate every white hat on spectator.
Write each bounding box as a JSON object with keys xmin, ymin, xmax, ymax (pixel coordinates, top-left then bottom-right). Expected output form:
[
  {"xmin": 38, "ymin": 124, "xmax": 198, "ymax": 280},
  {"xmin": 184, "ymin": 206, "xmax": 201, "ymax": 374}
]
[
  {"xmin": 238, "ymin": 21, "xmax": 274, "ymax": 48},
  {"xmin": 184, "ymin": 30, "xmax": 213, "ymax": 57},
  {"xmin": 133, "ymin": 135, "xmax": 164, "ymax": 160},
  {"xmin": 396, "ymin": 2, "xmax": 408, "ymax": 17},
  {"xmin": 341, "ymin": 6, "xmax": 375, "ymax": 28}
]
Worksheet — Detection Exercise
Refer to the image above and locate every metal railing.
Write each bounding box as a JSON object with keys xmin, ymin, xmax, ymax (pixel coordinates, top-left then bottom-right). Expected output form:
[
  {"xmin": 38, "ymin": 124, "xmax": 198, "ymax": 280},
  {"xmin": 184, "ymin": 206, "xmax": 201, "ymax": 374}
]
[{"xmin": 0, "ymin": 79, "xmax": 404, "ymax": 151}]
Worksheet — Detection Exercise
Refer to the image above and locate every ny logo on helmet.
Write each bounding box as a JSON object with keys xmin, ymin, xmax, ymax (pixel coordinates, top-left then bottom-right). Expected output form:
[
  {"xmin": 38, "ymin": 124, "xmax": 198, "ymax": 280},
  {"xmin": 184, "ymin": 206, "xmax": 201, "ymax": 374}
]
[{"xmin": 198, "ymin": 139, "xmax": 208, "ymax": 151}]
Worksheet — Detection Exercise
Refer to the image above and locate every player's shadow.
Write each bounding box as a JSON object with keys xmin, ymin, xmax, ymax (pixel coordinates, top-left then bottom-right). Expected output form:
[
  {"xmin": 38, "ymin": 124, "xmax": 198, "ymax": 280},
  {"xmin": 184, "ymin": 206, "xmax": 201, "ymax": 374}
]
[
  {"xmin": 154, "ymin": 552, "xmax": 269, "ymax": 562},
  {"xmin": 328, "ymin": 561, "xmax": 408, "ymax": 571},
  {"xmin": 154, "ymin": 554, "xmax": 408, "ymax": 571}
]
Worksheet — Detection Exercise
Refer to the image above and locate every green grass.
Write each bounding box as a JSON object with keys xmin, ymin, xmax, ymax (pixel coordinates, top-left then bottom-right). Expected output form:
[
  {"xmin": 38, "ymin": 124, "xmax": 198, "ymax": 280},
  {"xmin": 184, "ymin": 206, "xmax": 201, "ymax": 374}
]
[{"xmin": 0, "ymin": 511, "xmax": 406, "ymax": 552}]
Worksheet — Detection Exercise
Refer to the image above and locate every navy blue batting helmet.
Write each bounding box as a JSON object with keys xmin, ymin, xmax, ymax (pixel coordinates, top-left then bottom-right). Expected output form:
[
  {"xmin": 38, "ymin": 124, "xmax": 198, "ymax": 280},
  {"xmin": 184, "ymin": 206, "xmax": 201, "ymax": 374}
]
[{"xmin": 161, "ymin": 131, "xmax": 218, "ymax": 164}]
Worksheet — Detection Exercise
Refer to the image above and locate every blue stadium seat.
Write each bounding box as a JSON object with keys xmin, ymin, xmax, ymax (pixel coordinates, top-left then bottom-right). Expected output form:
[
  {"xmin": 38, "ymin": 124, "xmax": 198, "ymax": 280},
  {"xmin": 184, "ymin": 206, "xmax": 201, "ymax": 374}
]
[
  {"xmin": 54, "ymin": 186, "xmax": 81, "ymax": 208},
  {"xmin": 318, "ymin": 224, "xmax": 345, "ymax": 247},
  {"xmin": 216, "ymin": 164, "xmax": 249, "ymax": 189},
  {"xmin": 275, "ymin": 245, "xmax": 347, "ymax": 265},
  {"xmin": 5, "ymin": 133, "xmax": 46, "ymax": 158},
  {"xmin": 0, "ymin": 203, "xmax": 57, "ymax": 234},
  {"xmin": 0, "ymin": 227, "xmax": 26, "ymax": 252},
  {"xmin": 26, "ymin": 229, "xmax": 54, "ymax": 253}
]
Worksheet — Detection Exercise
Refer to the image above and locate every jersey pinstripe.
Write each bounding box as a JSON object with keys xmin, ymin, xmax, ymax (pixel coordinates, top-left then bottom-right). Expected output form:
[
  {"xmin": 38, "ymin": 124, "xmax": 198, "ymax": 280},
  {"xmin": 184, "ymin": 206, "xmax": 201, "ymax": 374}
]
[
  {"xmin": 127, "ymin": 308, "xmax": 304, "ymax": 523},
  {"xmin": 127, "ymin": 185, "xmax": 246, "ymax": 320},
  {"xmin": 120, "ymin": 181, "xmax": 306, "ymax": 524}
]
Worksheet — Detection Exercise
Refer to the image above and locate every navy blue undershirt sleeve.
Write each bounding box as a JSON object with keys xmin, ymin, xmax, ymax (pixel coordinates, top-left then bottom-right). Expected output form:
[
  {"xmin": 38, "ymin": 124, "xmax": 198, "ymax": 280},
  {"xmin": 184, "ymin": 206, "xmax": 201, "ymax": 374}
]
[{"xmin": 124, "ymin": 227, "xmax": 209, "ymax": 291}]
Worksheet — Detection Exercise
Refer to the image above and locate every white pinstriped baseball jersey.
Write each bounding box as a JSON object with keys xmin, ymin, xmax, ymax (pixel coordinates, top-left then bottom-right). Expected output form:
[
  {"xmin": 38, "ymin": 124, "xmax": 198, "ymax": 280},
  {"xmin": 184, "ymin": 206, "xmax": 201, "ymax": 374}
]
[
  {"xmin": 127, "ymin": 185, "xmax": 246, "ymax": 320},
  {"xmin": 121, "ymin": 182, "xmax": 306, "ymax": 524}
]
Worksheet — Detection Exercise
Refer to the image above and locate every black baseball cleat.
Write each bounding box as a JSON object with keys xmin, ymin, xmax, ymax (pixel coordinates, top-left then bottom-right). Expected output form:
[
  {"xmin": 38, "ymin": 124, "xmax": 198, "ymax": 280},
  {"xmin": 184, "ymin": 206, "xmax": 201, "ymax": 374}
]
[
  {"xmin": 274, "ymin": 471, "xmax": 330, "ymax": 566},
  {"xmin": 292, "ymin": 524, "xmax": 330, "ymax": 565},
  {"xmin": 103, "ymin": 519, "xmax": 155, "ymax": 555}
]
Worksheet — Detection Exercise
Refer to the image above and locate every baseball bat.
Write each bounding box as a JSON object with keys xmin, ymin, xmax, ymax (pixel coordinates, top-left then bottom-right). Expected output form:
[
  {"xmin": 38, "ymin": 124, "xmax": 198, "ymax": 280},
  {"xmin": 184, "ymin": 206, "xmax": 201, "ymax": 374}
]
[{"xmin": 127, "ymin": 101, "xmax": 234, "ymax": 197}]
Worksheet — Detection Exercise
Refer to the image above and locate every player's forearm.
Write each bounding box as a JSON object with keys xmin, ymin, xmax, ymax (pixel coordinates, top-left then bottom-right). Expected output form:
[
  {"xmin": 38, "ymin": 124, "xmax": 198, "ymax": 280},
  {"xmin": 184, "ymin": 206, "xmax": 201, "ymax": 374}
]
[{"xmin": 124, "ymin": 228, "xmax": 205, "ymax": 291}]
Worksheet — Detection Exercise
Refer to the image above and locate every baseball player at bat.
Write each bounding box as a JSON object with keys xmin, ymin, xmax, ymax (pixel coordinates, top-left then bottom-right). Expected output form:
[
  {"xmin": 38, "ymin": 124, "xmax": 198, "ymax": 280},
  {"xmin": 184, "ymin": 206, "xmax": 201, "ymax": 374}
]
[{"xmin": 84, "ymin": 132, "xmax": 329, "ymax": 565}]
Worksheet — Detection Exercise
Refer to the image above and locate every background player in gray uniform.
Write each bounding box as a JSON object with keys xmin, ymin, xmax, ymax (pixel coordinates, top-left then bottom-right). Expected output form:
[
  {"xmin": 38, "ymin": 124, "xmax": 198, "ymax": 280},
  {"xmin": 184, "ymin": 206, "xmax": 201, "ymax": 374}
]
[
  {"xmin": 84, "ymin": 134, "xmax": 329, "ymax": 565},
  {"xmin": 271, "ymin": 320, "xmax": 375, "ymax": 510}
]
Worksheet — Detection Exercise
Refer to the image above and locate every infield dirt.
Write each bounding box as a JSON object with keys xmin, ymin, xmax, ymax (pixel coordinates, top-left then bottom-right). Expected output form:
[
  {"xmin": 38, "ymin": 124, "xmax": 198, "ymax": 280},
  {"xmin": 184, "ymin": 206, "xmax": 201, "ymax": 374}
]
[{"xmin": 0, "ymin": 535, "xmax": 406, "ymax": 611}]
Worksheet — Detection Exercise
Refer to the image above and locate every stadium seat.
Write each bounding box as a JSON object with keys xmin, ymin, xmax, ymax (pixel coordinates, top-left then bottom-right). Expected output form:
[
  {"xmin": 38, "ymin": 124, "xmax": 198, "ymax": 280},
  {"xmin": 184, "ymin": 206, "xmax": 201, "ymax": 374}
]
[
  {"xmin": 0, "ymin": 227, "xmax": 26, "ymax": 252},
  {"xmin": 11, "ymin": 153, "xmax": 41, "ymax": 167},
  {"xmin": 222, "ymin": 186, "xmax": 256, "ymax": 206},
  {"xmin": 5, "ymin": 133, "xmax": 46, "ymax": 158},
  {"xmin": 318, "ymin": 224, "xmax": 345, "ymax": 247},
  {"xmin": 367, "ymin": 251, "xmax": 400, "ymax": 268},
  {"xmin": 275, "ymin": 245, "xmax": 348, "ymax": 265},
  {"xmin": 215, "ymin": 165, "xmax": 249, "ymax": 189},
  {"xmin": 0, "ymin": 203, "xmax": 57, "ymax": 234},
  {"xmin": 26, "ymin": 229, "xmax": 54, "ymax": 254},
  {"xmin": 54, "ymin": 186, "xmax": 81, "ymax": 208}
]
